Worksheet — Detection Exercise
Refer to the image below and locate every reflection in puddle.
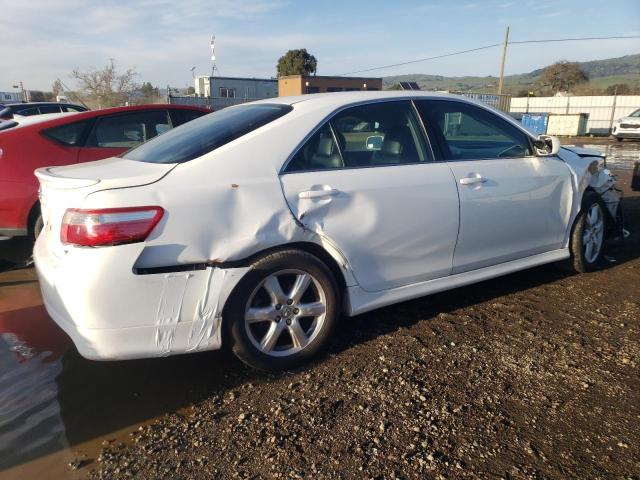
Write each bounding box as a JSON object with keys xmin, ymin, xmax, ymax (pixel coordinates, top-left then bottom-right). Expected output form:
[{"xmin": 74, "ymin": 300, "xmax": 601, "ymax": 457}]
[{"xmin": 0, "ymin": 281, "xmax": 71, "ymax": 472}]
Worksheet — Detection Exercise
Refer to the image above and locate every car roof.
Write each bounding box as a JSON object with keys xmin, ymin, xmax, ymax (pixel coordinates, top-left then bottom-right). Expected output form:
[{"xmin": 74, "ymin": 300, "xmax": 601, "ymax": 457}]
[
  {"xmin": 6, "ymin": 101, "xmax": 86, "ymax": 108},
  {"xmin": 258, "ymin": 90, "xmax": 487, "ymax": 108},
  {"xmin": 1, "ymin": 103, "xmax": 210, "ymax": 132},
  {"xmin": 253, "ymin": 91, "xmax": 532, "ymax": 138}
]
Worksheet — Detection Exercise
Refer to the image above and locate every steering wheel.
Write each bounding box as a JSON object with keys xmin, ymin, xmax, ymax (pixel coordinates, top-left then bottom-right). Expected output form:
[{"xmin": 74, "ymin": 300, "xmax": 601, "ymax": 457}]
[{"xmin": 498, "ymin": 144, "xmax": 525, "ymax": 158}]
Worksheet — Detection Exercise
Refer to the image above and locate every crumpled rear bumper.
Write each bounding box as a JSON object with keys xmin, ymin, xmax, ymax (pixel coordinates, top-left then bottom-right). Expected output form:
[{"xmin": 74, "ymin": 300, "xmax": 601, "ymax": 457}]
[{"xmin": 33, "ymin": 235, "xmax": 249, "ymax": 360}]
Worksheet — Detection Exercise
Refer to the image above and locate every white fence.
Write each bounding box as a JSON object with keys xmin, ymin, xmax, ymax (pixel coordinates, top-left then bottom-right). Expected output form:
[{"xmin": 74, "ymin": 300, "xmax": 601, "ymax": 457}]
[{"xmin": 510, "ymin": 95, "xmax": 640, "ymax": 135}]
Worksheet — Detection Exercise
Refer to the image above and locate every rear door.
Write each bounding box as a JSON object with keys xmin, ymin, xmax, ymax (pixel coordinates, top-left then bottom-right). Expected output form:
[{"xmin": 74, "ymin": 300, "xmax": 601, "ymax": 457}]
[
  {"xmin": 280, "ymin": 100, "xmax": 460, "ymax": 292},
  {"xmin": 416, "ymin": 99, "xmax": 573, "ymax": 274},
  {"xmin": 78, "ymin": 110, "xmax": 172, "ymax": 163}
]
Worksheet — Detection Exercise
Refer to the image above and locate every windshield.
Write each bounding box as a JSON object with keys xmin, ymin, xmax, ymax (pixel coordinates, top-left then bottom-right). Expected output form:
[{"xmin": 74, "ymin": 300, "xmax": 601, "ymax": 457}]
[
  {"xmin": 630, "ymin": 109, "xmax": 640, "ymax": 118},
  {"xmin": 124, "ymin": 103, "xmax": 292, "ymax": 164}
]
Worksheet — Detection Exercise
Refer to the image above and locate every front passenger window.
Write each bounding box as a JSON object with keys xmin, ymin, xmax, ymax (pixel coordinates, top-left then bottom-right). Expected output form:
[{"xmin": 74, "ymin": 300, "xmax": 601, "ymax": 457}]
[{"xmin": 417, "ymin": 100, "xmax": 532, "ymax": 160}]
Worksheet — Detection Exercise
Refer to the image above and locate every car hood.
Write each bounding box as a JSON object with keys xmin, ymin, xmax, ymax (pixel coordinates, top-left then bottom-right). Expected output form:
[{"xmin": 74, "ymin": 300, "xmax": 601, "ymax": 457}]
[
  {"xmin": 35, "ymin": 157, "xmax": 176, "ymax": 190},
  {"xmin": 617, "ymin": 116, "xmax": 640, "ymax": 124},
  {"xmin": 560, "ymin": 146, "xmax": 604, "ymax": 159}
]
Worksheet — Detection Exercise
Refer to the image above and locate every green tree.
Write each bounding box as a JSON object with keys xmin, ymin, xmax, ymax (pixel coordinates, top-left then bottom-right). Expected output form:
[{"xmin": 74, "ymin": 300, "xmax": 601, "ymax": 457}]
[
  {"xmin": 537, "ymin": 61, "xmax": 588, "ymax": 94},
  {"xmin": 186, "ymin": 86, "xmax": 196, "ymax": 95},
  {"xmin": 277, "ymin": 49, "xmax": 318, "ymax": 77}
]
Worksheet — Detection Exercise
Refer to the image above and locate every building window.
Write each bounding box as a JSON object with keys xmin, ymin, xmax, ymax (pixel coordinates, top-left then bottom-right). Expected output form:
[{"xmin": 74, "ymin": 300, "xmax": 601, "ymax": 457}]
[
  {"xmin": 305, "ymin": 86, "xmax": 320, "ymax": 94},
  {"xmin": 327, "ymin": 87, "xmax": 343, "ymax": 92},
  {"xmin": 219, "ymin": 87, "xmax": 236, "ymax": 98},
  {"xmin": 345, "ymin": 88, "xmax": 360, "ymax": 91}
]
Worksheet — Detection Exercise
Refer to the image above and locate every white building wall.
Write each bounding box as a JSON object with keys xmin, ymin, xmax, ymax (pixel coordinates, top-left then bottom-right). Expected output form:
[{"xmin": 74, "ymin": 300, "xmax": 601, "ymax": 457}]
[{"xmin": 510, "ymin": 95, "xmax": 640, "ymax": 135}]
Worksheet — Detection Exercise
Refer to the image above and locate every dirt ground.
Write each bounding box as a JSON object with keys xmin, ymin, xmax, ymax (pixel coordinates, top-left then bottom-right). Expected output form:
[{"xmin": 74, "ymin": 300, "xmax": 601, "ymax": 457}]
[
  {"xmin": 74, "ymin": 172, "xmax": 639, "ymax": 479},
  {"xmin": 1, "ymin": 154, "xmax": 638, "ymax": 480}
]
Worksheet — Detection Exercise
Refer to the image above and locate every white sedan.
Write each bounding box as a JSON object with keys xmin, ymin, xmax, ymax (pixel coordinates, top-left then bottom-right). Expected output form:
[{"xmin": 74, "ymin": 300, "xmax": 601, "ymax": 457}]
[
  {"xmin": 612, "ymin": 108, "xmax": 640, "ymax": 141},
  {"xmin": 34, "ymin": 92, "xmax": 621, "ymax": 370}
]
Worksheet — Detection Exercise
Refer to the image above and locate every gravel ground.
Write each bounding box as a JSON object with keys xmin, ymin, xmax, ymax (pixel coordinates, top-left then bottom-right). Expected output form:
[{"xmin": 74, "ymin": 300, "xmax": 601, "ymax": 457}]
[{"xmin": 73, "ymin": 171, "xmax": 640, "ymax": 479}]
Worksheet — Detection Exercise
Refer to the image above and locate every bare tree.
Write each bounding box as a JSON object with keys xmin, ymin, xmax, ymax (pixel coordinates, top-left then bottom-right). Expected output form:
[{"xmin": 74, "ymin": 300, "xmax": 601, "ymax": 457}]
[
  {"xmin": 72, "ymin": 59, "xmax": 138, "ymax": 108},
  {"xmin": 51, "ymin": 79, "xmax": 64, "ymax": 99},
  {"xmin": 537, "ymin": 61, "xmax": 589, "ymax": 94}
]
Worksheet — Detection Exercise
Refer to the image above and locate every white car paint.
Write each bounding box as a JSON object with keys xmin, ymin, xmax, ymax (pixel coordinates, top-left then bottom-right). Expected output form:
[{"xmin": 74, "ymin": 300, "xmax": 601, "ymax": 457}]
[
  {"xmin": 33, "ymin": 91, "xmax": 620, "ymax": 360},
  {"xmin": 612, "ymin": 109, "xmax": 640, "ymax": 140}
]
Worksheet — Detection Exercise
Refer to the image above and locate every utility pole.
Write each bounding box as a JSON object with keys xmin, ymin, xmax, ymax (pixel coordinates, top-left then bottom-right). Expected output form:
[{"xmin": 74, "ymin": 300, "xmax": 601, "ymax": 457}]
[{"xmin": 498, "ymin": 26, "xmax": 510, "ymax": 95}]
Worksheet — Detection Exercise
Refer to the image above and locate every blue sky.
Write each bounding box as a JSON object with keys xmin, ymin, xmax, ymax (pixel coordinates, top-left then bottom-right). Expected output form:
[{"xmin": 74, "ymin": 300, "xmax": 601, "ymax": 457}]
[{"xmin": 1, "ymin": 0, "xmax": 639, "ymax": 91}]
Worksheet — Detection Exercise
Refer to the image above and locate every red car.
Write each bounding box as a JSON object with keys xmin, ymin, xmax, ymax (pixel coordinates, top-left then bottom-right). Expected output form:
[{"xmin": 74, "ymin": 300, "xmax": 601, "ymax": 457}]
[{"xmin": 0, "ymin": 104, "xmax": 210, "ymax": 239}]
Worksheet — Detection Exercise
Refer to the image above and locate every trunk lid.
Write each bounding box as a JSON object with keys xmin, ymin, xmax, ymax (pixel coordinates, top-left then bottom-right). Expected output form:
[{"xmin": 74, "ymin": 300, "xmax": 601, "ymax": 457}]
[{"xmin": 35, "ymin": 157, "xmax": 175, "ymax": 258}]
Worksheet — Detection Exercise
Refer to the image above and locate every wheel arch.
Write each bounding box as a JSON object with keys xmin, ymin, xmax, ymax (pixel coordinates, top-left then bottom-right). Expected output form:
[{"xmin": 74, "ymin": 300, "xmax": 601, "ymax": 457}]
[{"xmin": 218, "ymin": 241, "xmax": 353, "ymax": 318}]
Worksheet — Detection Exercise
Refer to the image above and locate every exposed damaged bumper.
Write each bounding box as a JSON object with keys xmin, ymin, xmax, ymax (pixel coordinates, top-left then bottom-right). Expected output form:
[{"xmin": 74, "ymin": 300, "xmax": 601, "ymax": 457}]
[{"xmin": 34, "ymin": 236, "xmax": 248, "ymax": 360}]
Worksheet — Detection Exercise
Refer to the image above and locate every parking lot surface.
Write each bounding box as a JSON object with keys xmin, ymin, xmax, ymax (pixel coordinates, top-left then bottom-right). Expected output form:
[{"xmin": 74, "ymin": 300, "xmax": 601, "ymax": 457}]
[{"xmin": 0, "ymin": 142, "xmax": 638, "ymax": 479}]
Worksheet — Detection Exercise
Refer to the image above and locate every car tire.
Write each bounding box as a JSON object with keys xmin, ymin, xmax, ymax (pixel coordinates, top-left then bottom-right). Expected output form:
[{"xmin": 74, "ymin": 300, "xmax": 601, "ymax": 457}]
[
  {"xmin": 32, "ymin": 214, "xmax": 44, "ymax": 240},
  {"xmin": 615, "ymin": 136, "xmax": 623, "ymax": 142},
  {"xmin": 567, "ymin": 191, "xmax": 607, "ymax": 273},
  {"xmin": 224, "ymin": 249, "xmax": 339, "ymax": 371}
]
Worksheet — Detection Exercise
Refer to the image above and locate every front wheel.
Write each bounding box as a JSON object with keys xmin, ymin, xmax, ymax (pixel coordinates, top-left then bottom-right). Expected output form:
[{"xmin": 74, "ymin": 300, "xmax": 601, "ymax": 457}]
[
  {"xmin": 224, "ymin": 249, "xmax": 339, "ymax": 371},
  {"xmin": 568, "ymin": 191, "xmax": 607, "ymax": 273}
]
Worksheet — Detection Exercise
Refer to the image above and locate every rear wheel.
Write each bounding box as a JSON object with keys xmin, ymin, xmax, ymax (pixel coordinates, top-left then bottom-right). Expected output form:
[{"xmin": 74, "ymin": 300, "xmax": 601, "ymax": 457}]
[
  {"xmin": 32, "ymin": 214, "xmax": 43, "ymax": 240},
  {"xmin": 225, "ymin": 249, "xmax": 339, "ymax": 371},
  {"xmin": 615, "ymin": 136, "xmax": 623, "ymax": 142},
  {"xmin": 568, "ymin": 191, "xmax": 607, "ymax": 273}
]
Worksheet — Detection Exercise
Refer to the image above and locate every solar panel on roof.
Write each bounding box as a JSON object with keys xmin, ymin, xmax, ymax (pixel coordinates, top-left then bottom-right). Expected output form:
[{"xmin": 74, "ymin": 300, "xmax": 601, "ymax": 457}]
[{"xmin": 399, "ymin": 82, "xmax": 421, "ymax": 91}]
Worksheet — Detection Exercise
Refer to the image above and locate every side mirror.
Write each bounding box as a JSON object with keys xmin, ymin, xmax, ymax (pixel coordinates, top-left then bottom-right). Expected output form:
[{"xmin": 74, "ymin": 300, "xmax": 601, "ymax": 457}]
[{"xmin": 535, "ymin": 135, "xmax": 560, "ymax": 156}]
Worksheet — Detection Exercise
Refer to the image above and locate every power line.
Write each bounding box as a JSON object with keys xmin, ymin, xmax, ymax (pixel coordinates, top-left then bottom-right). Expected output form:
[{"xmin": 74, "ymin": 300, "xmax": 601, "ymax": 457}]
[
  {"xmin": 339, "ymin": 43, "xmax": 501, "ymax": 76},
  {"xmin": 338, "ymin": 34, "xmax": 640, "ymax": 76}
]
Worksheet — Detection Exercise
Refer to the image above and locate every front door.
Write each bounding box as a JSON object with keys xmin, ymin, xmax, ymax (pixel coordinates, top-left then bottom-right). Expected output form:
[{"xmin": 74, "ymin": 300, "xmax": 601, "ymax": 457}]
[
  {"xmin": 416, "ymin": 99, "xmax": 573, "ymax": 274},
  {"xmin": 280, "ymin": 100, "xmax": 460, "ymax": 292}
]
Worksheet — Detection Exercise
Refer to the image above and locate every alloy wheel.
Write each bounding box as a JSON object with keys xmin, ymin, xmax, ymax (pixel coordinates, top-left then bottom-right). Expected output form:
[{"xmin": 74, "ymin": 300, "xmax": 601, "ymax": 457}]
[
  {"xmin": 582, "ymin": 203, "xmax": 604, "ymax": 264},
  {"xmin": 244, "ymin": 269, "xmax": 327, "ymax": 357}
]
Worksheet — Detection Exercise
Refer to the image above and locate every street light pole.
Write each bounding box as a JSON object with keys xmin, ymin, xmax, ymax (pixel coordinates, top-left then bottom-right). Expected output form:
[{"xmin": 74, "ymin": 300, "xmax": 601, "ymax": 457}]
[
  {"xmin": 12, "ymin": 82, "xmax": 27, "ymax": 102},
  {"xmin": 497, "ymin": 26, "xmax": 510, "ymax": 95}
]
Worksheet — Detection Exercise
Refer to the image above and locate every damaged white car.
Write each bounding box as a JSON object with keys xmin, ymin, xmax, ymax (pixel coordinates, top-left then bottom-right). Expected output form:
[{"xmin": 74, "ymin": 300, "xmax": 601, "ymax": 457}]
[{"xmin": 34, "ymin": 92, "xmax": 622, "ymax": 370}]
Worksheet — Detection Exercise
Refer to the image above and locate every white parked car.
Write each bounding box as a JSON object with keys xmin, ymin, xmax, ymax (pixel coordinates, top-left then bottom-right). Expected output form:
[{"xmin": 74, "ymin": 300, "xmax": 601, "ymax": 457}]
[
  {"xmin": 34, "ymin": 92, "xmax": 621, "ymax": 370},
  {"xmin": 612, "ymin": 108, "xmax": 640, "ymax": 141}
]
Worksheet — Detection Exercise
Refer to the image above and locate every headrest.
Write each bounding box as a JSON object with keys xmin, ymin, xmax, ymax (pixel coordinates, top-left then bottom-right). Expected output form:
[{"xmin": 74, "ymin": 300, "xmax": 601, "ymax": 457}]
[
  {"xmin": 381, "ymin": 139, "xmax": 402, "ymax": 156},
  {"xmin": 316, "ymin": 137, "xmax": 335, "ymax": 157}
]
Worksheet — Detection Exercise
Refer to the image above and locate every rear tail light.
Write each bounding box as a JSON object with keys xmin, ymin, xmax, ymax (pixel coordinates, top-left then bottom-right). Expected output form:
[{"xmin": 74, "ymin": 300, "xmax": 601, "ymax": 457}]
[{"xmin": 61, "ymin": 207, "xmax": 164, "ymax": 247}]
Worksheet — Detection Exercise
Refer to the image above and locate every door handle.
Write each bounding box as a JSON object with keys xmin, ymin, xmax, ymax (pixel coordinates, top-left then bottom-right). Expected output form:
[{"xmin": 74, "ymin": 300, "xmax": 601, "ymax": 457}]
[
  {"xmin": 459, "ymin": 175, "xmax": 488, "ymax": 186},
  {"xmin": 298, "ymin": 188, "xmax": 340, "ymax": 199}
]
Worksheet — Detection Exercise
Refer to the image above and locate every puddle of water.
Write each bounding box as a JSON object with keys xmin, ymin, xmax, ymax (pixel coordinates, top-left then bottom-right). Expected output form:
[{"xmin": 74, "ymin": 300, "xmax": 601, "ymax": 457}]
[
  {"xmin": 0, "ymin": 267, "xmax": 250, "ymax": 479},
  {"xmin": 567, "ymin": 141, "xmax": 640, "ymax": 171}
]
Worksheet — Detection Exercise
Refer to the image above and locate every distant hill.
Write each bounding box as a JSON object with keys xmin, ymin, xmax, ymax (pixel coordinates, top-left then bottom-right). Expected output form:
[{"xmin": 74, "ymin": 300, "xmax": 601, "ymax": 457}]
[{"xmin": 383, "ymin": 54, "xmax": 640, "ymax": 94}]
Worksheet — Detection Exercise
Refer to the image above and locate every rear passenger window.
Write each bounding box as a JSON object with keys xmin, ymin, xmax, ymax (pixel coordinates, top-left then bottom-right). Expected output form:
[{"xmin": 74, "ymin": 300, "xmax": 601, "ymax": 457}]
[
  {"xmin": 285, "ymin": 101, "xmax": 432, "ymax": 172},
  {"xmin": 331, "ymin": 101, "xmax": 431, "ymax": 167},
  {"xmin": 42, "ymin": 121, "xmax": 90, "ymax": 146},
  {"xmin": 286, "ymin": 124, "xmax": 343, "ymax": 172},
  {"xmin": 39, "ymin": 105, "xmax": 62, "ymax": 114},
  {"xmin": 87, "ymin": 111, "xmax": 170, "ymax": 148},
  {"xmin": 416, "ymin": 100, "xmax": 532, "ymax": 160},
  {"xmin": 15, "ymin": 107, "xmax": 37, "ymax": 116},
  {"xmin": 172, "ymin": 109, "xmax": 209, "ymax": 126}
]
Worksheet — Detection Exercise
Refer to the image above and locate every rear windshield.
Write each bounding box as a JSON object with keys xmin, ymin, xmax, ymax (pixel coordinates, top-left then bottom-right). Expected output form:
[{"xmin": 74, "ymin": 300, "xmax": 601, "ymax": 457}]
[{"xmin": 123, "ymin": 103, "xmax": 292, "ymax": 164}]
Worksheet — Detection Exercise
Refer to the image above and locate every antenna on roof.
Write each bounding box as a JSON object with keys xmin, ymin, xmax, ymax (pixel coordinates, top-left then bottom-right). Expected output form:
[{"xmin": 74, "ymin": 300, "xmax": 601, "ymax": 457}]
[{"xmin": 210, "ymin": 35, "xmax": 218, "ymax": 76}]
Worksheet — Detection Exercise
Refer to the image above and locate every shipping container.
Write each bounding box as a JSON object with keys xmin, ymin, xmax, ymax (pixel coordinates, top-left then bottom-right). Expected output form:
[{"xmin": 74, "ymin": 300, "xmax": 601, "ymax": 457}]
[{"xmin": 521, "ymin": 113, "xmax": 549, "ymax": 135}]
